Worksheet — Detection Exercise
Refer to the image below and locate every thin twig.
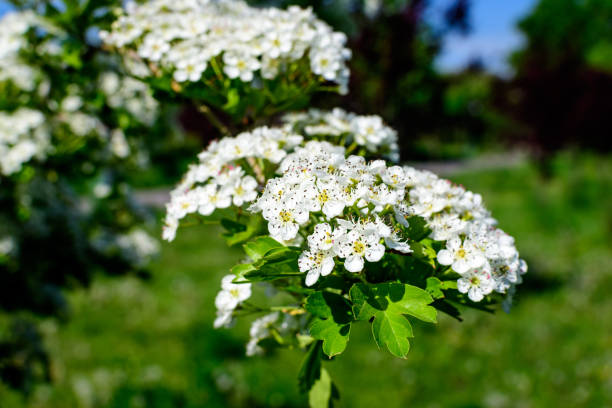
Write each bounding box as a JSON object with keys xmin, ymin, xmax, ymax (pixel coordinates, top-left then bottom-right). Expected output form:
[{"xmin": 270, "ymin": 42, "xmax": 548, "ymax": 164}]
[{"xmin": 197, "ymin": 104, "xmax": 231, "ymax": 136}]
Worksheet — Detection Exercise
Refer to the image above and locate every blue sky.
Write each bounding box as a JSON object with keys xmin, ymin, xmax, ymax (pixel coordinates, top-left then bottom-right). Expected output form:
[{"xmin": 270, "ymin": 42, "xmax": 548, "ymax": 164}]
[
  {"xmin": 0, "ymin": 0, "xmax": 537, "ymax": 76},
  {"xmin": 434, "ymin": 0, "xmax": 537, "ymax": 75}
]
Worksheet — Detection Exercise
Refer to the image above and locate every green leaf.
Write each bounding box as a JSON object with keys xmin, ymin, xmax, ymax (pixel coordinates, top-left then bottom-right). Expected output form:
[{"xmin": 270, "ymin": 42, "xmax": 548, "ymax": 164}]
[
  {"xmin": 298, "ymin": 340, "xmax": 323, "ymax": 394},
  {"xmin": 404, "ymin": 215, "xmax": 432, "ymax": 241},
  {"xmin": 425, "ymin": 277, "xmax": 457, "ymax": 299},
  {"xmin": 222, "ymin": 88, "xmax": 240, "ymax": 111},
  {"xmin": 305, "ymin": 292, "xmax": 353, "ymax": 323},
  {"xmin": 431, "ymin": 299, "xmax": 463, "ymax": 322},
  {"xmin": 372, "ymin": 310, "xmax": 413, "ymax": 358},
  {"xmin": 410, "ymin": 240, "xmax": 438, "ymax": 269},
  {"xmin": 391, "ymin": 284, "xmax": 437, "ymax": 323},
  {"xmin": 309, "ymin": 318, "xmax": 350, "ymax": 358},
  {"xmin": 351, "ymin": 282, "xmax": 436, "ymax": 322},
  {"xmin": 221, "ymin": 216, "xmax": 263, "ymax": 246},
  {"xmin": 230, "ymin": 263, "xmax": 256, "ymax": 282},
  {"xmin": 426, "ymin": 277, "xmax": 445, "ymax": 299},
  {"xmin": 308, "ymin": 368, "xmax": 338, "ymax": 408},
  {"xmin": 349, "ymin": 283, "xmax": 385, "ymax": 321},
  {"xmin": 243, "ymin": 236, "xmax": 284, "ymax": 262},
  {"xmin": 306, "ymin": 292, "xmax": 353, "ymax": 358},
  {"xmin": 349, "ymin": 283, "xmax": 437, "ymax": 358}
]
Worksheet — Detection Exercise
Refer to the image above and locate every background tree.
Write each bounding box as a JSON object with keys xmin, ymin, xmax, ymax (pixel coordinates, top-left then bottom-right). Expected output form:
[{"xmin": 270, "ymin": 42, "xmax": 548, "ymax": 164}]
[{"xmin": 502, "ymin": 0, "xmax": 612, "ymax": 165}]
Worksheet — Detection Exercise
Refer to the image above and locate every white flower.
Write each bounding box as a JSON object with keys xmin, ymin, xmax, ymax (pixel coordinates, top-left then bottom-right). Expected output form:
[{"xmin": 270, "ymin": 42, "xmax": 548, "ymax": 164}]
[
  {"xmin": 429, "ymin": 214, "xmax": 466, "ymax": 241},
  {"xmin": 223, "ymin": 51, "xmax": 261, "ymax": 82},
  {"xmin": 335, "ymin": 224, "xmax": 385, "ymax": 272},
  {"xmin": 229, "ymin": 175, "xmax": 258, "ymax": 206},
  {"xmin": 0, "ymin": 236, "xmax": 15, "ymax": 256},
  {"xmin": 173, "ymin": 56, "xmax": 207, "ymax": 82},
  {"xmin": 0, "ymin": 108, "xmax": 50, "ymax": 176},
  {"xmin": 162, "ymin": 217, "xmax": 179, "ymax": 242},
  {"xmin": 196, "ymin": 184, "xmax": 232, "ymax": 216},
  {"xmin": 382, "ymin": 166, "xmax": 408, "ymax": 189},
  {"xmin": 214, "ymin": 274, "xmax": 252, "ymax": 328},
  {"xmin": 307, "ymin": 223, "xmax": 335, "ymax": 251},
  {"xmin": 263, "ymin": 196, "xmax": 309, "ymax": 241},
  {"xmin": 262, "ymin": 31, "xmax": 292, "ymax": 58},
  {"xmin": 110, "ymin": 129, "xmax": 130, "ymax": 158},
  {"xmin": 214, "ymin": 309, "xmax": 233, "ymax": 329},
  {"xmin": 384, "ymin": 230, "xmax": 412, "ymax": 254},
  {"xmin": 246, "ymin": 312, "xmax": 279, "ymax": 356},
  {"xmin": 457, "ymin": 266, "xmax": 495, "ymax": 302},
  {"xmin": 437, "ymin": 236, "xmax": 486, "ymax": 274},
  {"xmin": 282, "ymin": 109, "xmax": 398, "ymax": 160},
  {"xmin": 298, "ymin": 248, "xmax": 335, "ymax": 286},
  {"xmin": 137, "ymin": 35, "xmax": 169, "ymax": 61},
  {"xmin": 167, "ymin": 191, "xmax": 198, "ymax": 219},
  {"xmin": 215, "ymin": 274, "xmax": 252, "ymax": 310},
  {"xmin": 308, "ymin": 180, "xmax": 345, "ymax": 218}
]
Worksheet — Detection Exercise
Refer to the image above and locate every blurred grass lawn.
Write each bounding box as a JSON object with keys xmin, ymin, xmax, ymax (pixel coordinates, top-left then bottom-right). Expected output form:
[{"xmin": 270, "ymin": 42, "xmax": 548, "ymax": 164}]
[{"xmin": 1, "ymin": 153, "xmax": 611, "ymax": 408}]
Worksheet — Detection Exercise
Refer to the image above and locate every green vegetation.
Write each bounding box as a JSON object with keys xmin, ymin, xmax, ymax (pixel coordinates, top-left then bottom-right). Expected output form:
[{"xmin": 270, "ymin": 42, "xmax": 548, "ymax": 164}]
[{"xmin": 1, "ymin": 153, "xmax": 610, "ymax": 407}]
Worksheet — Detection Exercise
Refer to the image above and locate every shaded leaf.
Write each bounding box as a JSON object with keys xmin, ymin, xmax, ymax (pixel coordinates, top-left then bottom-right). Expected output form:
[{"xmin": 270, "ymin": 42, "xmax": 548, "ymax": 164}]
[
  {"xmin": 305, "ymin": 292, "xmax": 352, "ymax": 323},
  {"xmin": 298, "ymin": 340, "xmax": 323, "ymax": 394},
  {"xmin": 308, "ymin": 368, "xmax": 338, "ymax": 408},
  {"xmin": 431, "ymin": 299, "xmax": 463, "ymax": 322},
  {"xmin": 404, "ymin": 215, "xmax": 432, "ymax": 241},
  {"xmin": 309, "ymin": 318, "xmax": 350, "ymax": 358},
  {"xmin": 221, "ymin": 216, "xmax": 263, "ymax": 246}
]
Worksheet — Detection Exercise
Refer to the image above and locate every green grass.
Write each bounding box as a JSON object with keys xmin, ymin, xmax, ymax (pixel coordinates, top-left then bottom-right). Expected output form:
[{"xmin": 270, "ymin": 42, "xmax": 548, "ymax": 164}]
[{"xmin": 2, "ymin": 153, "xmax": 611, "ymax": 407}]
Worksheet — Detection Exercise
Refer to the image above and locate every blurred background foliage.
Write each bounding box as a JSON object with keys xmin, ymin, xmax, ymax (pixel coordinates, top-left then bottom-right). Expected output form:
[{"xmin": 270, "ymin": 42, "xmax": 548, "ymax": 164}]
[{"xmin": 1, "ymin": 0, "xmax": 611, "ymax": 406}]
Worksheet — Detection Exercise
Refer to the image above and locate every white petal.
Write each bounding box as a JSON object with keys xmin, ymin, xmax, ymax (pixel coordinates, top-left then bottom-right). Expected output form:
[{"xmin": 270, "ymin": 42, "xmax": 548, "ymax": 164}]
[
  {"xmin": 214, "ymin": 310, "xmax": 233, "ymax": 328},
  {"xmin": 456, "ymin": 278, "xmax": 469, "ymax": 293},
  {"xmin": 468, "ymin": 287, "xmax": 484, "ymax": 302},
  {"xmin": 323, "ymin": 201, "xmax": 344, "ymax": 218},
  {"xmin": 365, "ymin": 243, "xmax": 385, "ymax": 262},
  {"xmin": 470, "ymin": 254, "xmax": 486, "ymax": 268},
  {"xmin": 452, "ymin": 259, "xmax": 470, "ymax": 274},
  {"xmin": 305, "ymin": 270, "xmax": 320, "ymax": 286},
  {"xmin": 281, "ymin": 223, "xmax": 299, "ymax": 241},
  {"xmin": 344, "ymin": 255, "xmax": 364, "ymax": 272},
  {"xmin": 437, "ymin": 249, "xmax": 453, "ymax": 266},
  {"xmin": 215, "ymin": 291, "xmax": 238, "ymax": 310},
  {"xmin": 320, "ymin": 256, "xmax": 335, "ymax": 276}
]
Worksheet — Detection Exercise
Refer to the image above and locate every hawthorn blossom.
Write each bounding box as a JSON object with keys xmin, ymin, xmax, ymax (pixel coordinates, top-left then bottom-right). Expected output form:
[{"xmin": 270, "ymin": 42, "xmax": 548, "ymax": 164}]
[
  {"xmin": 263, "ymin": 197, "xmax": 309, "ymax": 241},
  {"xmin": 214, "ymin": 274, "xmax": 252, "ymax": 328},
  {"xmin": 457, "ymin": 266, "xmax": 495, "ymax": 302},
  {"xmin": 101, "ymin": 0, "xmax": 351, "ymax": 89},
  {"xmin": 164, "ymin": 124, "xmax": 526, "ymax": 306},
  {"xmin": 335, "ymin": 224, "xmax": 385, "ymax": 272},
  {"xmin": 436, "ymin": 236, "xmax": 486, "ymax": 274}
]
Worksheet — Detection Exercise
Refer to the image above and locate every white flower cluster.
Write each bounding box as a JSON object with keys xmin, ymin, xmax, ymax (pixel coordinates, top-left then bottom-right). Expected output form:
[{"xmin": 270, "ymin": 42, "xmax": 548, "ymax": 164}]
[
  {"xmin": 0, "ymin": 108, "xmax": 50, "ymax": 176},
  {"xmin": 116, "ymin": 229, "xmax": 160, "ymax": 268},
  {"xmin": 249, "ymin": 141, "xmax": 526, "ymax": 302},
  {"xmin": 214, "ymin": 274, "xmax": 252, "ymax": 328},
  {"xmin": 99, "ymin": 71, "xmax": 159, "ymax": 126},
  {"xmin": 163, "ymin": 113, "xmax": 402, "ymax": 242},
  {"xmin": 401, "ymin": 167, "xmax": 528, "ymax": 302},
  {"xmin": 91, "ymin": 228, "xmax": 160, "ymax": 269},
  {"xmin": 245, "ymin": 312, "xmax": 301, "ymax": 356},
  {"xmin": 162, "ymin": 126, "xmax": 304, "ymax": 241},
  {"xmin": 282, "ymin": 108, "xmax": 399, "ymax": 161},
  {"xmin": 0, "ymin": 11, "xmax": 42, "ymax": 92},
  {"xmin": 0, "ymin": 236, "xmax": 16, "ymax": 258},
  {"xmin": 100, "ymin": 0, "xmax": 351, "ymax": 92}
]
